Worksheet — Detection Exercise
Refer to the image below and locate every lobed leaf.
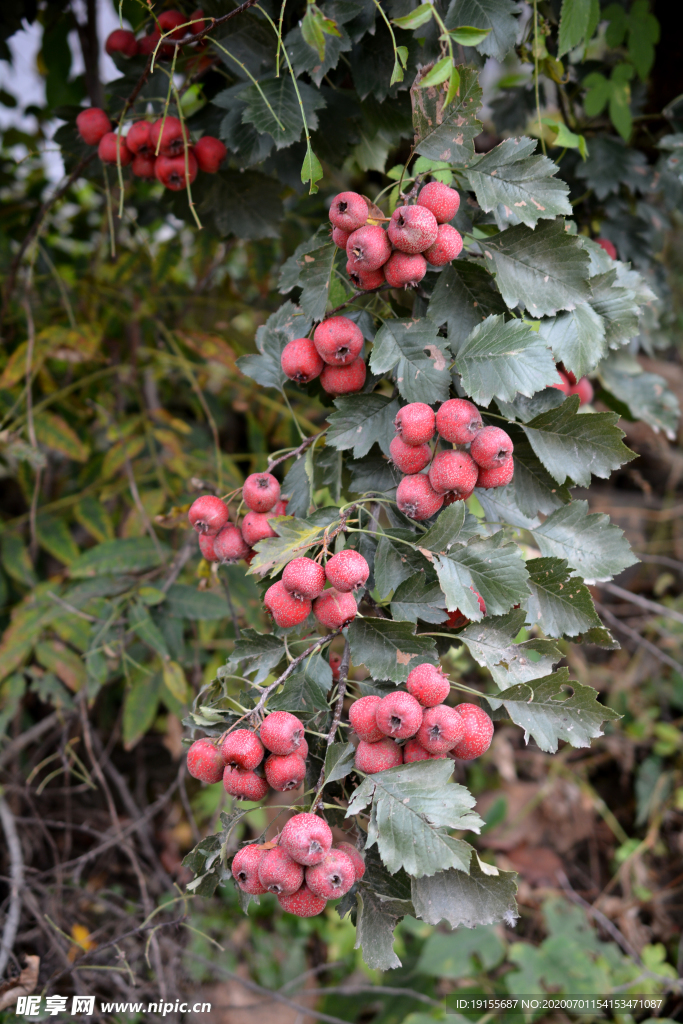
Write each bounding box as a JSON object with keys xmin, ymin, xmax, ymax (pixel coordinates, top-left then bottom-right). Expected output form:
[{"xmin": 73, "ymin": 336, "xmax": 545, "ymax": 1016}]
[{"xmin": 455, "ymin": 314, "xmax": 561, "ymax": 405}]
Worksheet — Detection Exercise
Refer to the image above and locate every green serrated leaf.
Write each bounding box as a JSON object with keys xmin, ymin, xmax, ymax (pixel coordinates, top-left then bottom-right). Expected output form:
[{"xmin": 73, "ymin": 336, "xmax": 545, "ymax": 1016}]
[
  {"xmin": 237, "ymin": 302, "xmax": 312, "ymax": 393},
  {"xmin": 390, "ymin": 574, "xmax": 447, "ymax": 624},
  {"xmin": 248, "ymin": 514, "xmax": 327, "ymax": 577},
  {"xmin": 227, "ymin": 629, "xmax": 286, "ymax": 683},
  {"xmin": 505, "ymin": 424, "xmax": 572, "ymax": 518},
  {"xmin": 326, "ymin": 395, "xmax": 399, "ymax": 459},
  {"xmin": 296, "ymin": 241, "xmax": 337, "ymax": 321},
  {"xmin": 458, "ymin": 610, "xmax": 562, "ymax": 687},
  {"xmin": 598, "ymin": 356, "xmax": 680, "ymax": 440},
  {"xmin": 557, "ymin": 0, "xmax": 593, "ymax": 56},
  {"xmin": 268, "ymin": 651, "xmax": 331, "ymax": 712},
  {"xmin": 428, "ymin": 260, "xmax": 507, "ymax": 354},
  {"xmin": 411, "ymin": 855, "xmax": 518, "ymax": 927},
  {"xmin": 420, "ymin": 502, "xmax": 480, "ymax": 553},
  {"xmin": 531, "ymin": 499, "xmax": 638, "ymax": 583},
  {"xmin": 537, "ymin": 303, "xmax": 607, "ymax": 379},
  {"xmin": 373, "ymin": 533, "xmax": 430, "ymax": 600},
  {"xmin": 445, "ymin": 0, "xmax": 520, "ymax": 60},
  {"xmin": 241, "ymin": 77, "xmax": 325, "ymax": 149},
  {"xmin": 370, "ymin": 318, "xmax": 451, "ymax": 404},
  {"xmin": 413, "ymin": 64, "xmax": 483, "ymax": 165},
  {"xmin": 347, "ymin": 617, "xmax": 437, "ymax": 683},
  {"xmin": 301, "ymin": 145, "xmax": 324, "ymax": 195},
  {"xmin": 525, "ymin": 556, "xmax": 601, "ymax": 638},
  {"xmin": 587, "ymin": 270, "xmax": 640, "ymax": 349},
  {"xmin": 354, "ymin": 890, "xmax": 403, "ymax": 970},
  {"xmin": 455, "ymin": 315, "xmax": 560, "ymax": 406},
  {"xmin": 324, "ymin": 740, "xmax": 356, "ymax": 784},
  {"xmin": 432, "ymin": 531, "xmax": 530, "ymax": 618},
  {"xmin": 393, "ymin": 4, "xmax": 434, "ymax": 29}
]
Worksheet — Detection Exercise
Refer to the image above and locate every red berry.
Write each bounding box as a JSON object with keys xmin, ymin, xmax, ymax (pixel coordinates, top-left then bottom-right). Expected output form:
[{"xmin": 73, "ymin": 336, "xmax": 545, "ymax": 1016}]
[
  {"xmin": 451, "ymin": 703, "xmax": 494, "ymax": 760},
  {"xmin": 306, "ymin": 849, "xmax": 355, "ymax": 899},
  {"xmin": 187, "ymin": 737, "xmax": 224, "ymax": 783},
  {"xmin": 131, "ymin": 154, "xmax": 156, "ymax": 179},
  {"xmin": 278, "ymin": 882, "xmax": 327, "ymax": 917},
  {"xmin": 443, "ymin": 489, "xmax": 473, "ymax": 506},
  {"xmin": 403, "ymin": 737, "xmax": 447, "ymax": 762},
  {"xmin": 325, "ymin": 550, "xmax": 369, "ymax": 592},
  {"xmin": 232, "ymin": 845, "xmax": 267, "ymax": 894},
  {"xmin": 127, "ymin": 123, "xmax": 152, "ymax": 155},
  {"xmin": 569, "ymin": 376, "xmax": 594, "ymax": 405},
  {"xmin": 384, "ymin": 251, "xmax": 427, "ymax": 288},
  {"xmin": 193, "ymin": 135, "xmax": 227, "ymax": 173},
  {"xmin": 189, "ymin": 9, "xmax": 205, "ymax": 33},
  {"xmin": 198, "ymin": 532, "xmax": 217, "ymax": 561},
  {"xmin": 258, "ymin": 846, "xmax": 304, "ymax": 895},
  {"xmin": 347, "ymin": 261, "xmax": 385, "ymax": 291},
  {"xmin": 138, "ymin": 30, "xmax": 173, "ymax": 59},
  {"xmin": 281, "ymin": 337, "xmax": 324, "ymax": 383},
  {"xmin": 329, "ymin": 652, "xmax": 342, "ymax": 681},
  {"xmin": 335, "ymin": 842, "xmax": 365, "ymax": 881},
  {"xmin": 376, "ymin": 691, "xmax": 423, "ymax": 739},
  {"xmin": 264, "ymin": 581, "xmax": 311, "ymax": 628},
  {"xmin": 436, "ymin": 399, "xmax": 483, "ymax": 444},
  {"xmin": 417, "ymin": 181, "xmax": 460, "ymax": 224},
  {"xmin": 477, "ymin": 457, "xmax": 514, "ymax": 489},
  {"xmin": 417, "ymin": 705, "xmax": 464, "ymax": 754},
  {"xmin": 396, "ymin": 474, "xmax": 444, "ymax": 520},
  {"xmin": 314, "ymin": 316, "xmax": 364, "ymax": 367},
  {"xmin": 406, "ymin": 663, "xmax": 450, "ymax": 707},
  {"xmin": 265, "ymin": 753, "xmax": 307, "ymax": 791},
  {"xmin": 273, "ymin": 499, "xmax": 289, "ymax": 516},
  {"xmin": 595, "ymin": 237, "xmax": 617, "ymax": 260},
  {"xmin": 280, "ymin": 812, "xmax": 333, "ymax": 866},
  {"xmin": 98, "ymin": 132, "xmax": 132, "ymax": 165},
  {"xmin": 390, "ymin": 436, "xmax": 431, "ymax": 474},
  {"xmin": 76, "ymin": 108, "xmax": 112, "ymax": 146},
  {"xmin": 260, "ymin": 711, "xmax": 305, "ymax": 756},
  {"xmin": 223, "ymin": 765, "xmax": 269, "ymax": 800},
  {"xmin": 158, "ymin": 9, "xmax": 187, "ymax": 40},
  {"xmin": 388, "ymin": 205, "xmax": 438, "ymax": 254},
  {"xmin": 105, "ymin": 29, "xmax": 138, "ymax": 57},
  {"xmin": 346, "ymin": 225, "xmax": 391, "ymax": 271},
  {"xmin": 320, "ymin": 358, "xmax": 366, "ymax": 396},
  {"xmin": 394, "ymin": 403, "xmax": 435, "ymax": 446},
  {"xmin": 282, "ymin": 557, "xmax": 326, "ymax": 600},
  {"xmin": 150, "ymin": 116, "xmax": 185, "ymax": 156},
  {"xmin": 313, "ymin": 588, "xmax": 357, "ymax": 629},
  {"xmin": 241, "ymin": 511, "xmax": 277, "ymax": 547},
  {"xmin": 354, "ymin": 737, "xmax": 403, "ymax": 773},
  {"xmin": 155, "ymin": 152, "xmax": 197, "ymax": 190},
  {"xmin": 470, "ymin": 426, "xmax": 514, "ymax": 470},
  {"xmin": 298, "ymin": 735, "xmax": 309, "ymax": 759},
  {"xmin": 445, "ymin": 589, "xmax": 486, "ymax": 628},
  {"xmin": 221, "ymin": 729, "xmax": 264, "ymax": 770},
  {"xmin": 329, "ymin": 191, "xmax": 368, "ymax": 232},
  {"xmin": 424, "ymin": 224, "xmax": 463, "ymax": 266},
  {"xmin": 213, "ymin": 523, "xmax": 250, "ymax": 563},
  {"xmin": 188, "ymin": 495, "xmax": 229, "ymax": 535},
  {"xmin": 332, "ymin": 227, "xmax": 350, "ymax": 249},
  {"xmin": 552, "ymin": 369, "xmax": 571, "ymax": 395},
  {"xmin": 428, "ymin": 450, "xmax": 478, "ymax": 497},
  {"xmin": 243, "ymin": 472, "xmax": 280, "ymax": 513},
  {"xmin": 349, "ymin": 695, "xmax": 384, "ymax": 743}
]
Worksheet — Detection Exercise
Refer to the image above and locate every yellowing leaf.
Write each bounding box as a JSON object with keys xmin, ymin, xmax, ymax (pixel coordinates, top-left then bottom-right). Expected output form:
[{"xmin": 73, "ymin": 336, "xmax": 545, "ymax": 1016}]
[
  {"xmin": 35, "ymin": 640, "xmax": 87, "ymax": 691},
  {"xmin": 179, "ymin": 331, "xmax": 237, "ymax": 369},
  {"xmin": 34, "ymin": 411, "xmax": 88, "ymax": 462},
  {"xmin": 101, "ymin": 436, "xmax": 145, "ymax": 480},
  {"xmin": 162, "ymin": 660, "xmax": 190, "ymax": 704}
]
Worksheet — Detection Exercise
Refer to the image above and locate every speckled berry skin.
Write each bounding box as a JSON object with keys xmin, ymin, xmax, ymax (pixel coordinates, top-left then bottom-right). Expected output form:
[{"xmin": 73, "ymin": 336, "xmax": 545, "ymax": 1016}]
[
  {"xmin": 258, "ymin": 846, "xmax": 304, "ymax": 895},
  {"xmin": 306, "ymin": 849, "xmax": 356, "ymax": 899},
  {"xmin": 396, "ymin": 474, "xmax": 444, "ymax": 520},
  {"xmin": 243, "ymin": 472, "xmax": 281, "ymax": 513},
  {"xmin": 428, "ymin": 450, "xmax": 479, "ymax": 497},
  {"xmin": 354, "ymin": 737, "xmax": 403, "ymax": 773},
  {"xmin": 187, "ymin": 738, "xmax": 225, "ymax": 783},
  {"xmin": 221, "ymin": 729, "xmax": 264, "ymax": 771},
  {"xmin": 406, "ymin": 663, "xmax": 451, "ymax": 707},
  {"xmin": 335, "ymin": 842, "xmax": 365, "ymax": 881},
  {"xmin": 329, "ymin": 191, "xmax": 368, "ymax": 232},
  {"xmin": 417, "ymin": 181, "xmax": 461, "ymax": 223},
  {"xmin": 213, "ymin": 524, "xmax": 250, "ymax": 563},
  {"xmin": 403, "ymin": 737, "xmax": 447, "ymax": 762},
  {"xmin": 376, "ymin": 691, "xmax": 423, "ymax": 739},
  {"xmin": 388, "ymin": 205, "xmax": 438, "ymax": 253},
  {"xmin": 278, "ymin": 883, "xmax": 327, "ymax": 917},
  {"xmin": 298, "ymin": 735, "xmax": 309, "ymax": 759},
  {"xmin": 470, "ymin": 426, "xmax": 514, "ymax": 470},
  {"xmin": 595, "ymin": 237, "xmax": 617, "ymax": 260},
  {"xmin": 126, "ymin": 121, "xmax": 153, "ymax": 155},
  {"xmin": 198, "ymin": 533, "xmax": 218, "ymax": 561},
  {"xmin": 477, "ymin": 457, "xmax": 514, "ymax": 489},
  {"xmin": 394, "ymin": 403, "xmax": 436, "ymax": 446},
  {"xmin": 264, "ymin": 580, "xmax": 312, "ymax": 628},
  {"xmin": 321, "ymin": 358, "xmax": 367, "ymax": 396},
  {"xmin": 281, "ymin": 337, "xmax": 324, "ymax": 383},
  {"xmin": 384, "ymin": 251, "xmax": 427, "ymax": 288},
  {"xmin": 349, "ymin": 695, "xmax": 384, "ymax": 743},
  {"xmin": 193, "ymin": 136, "xmax": 227, "ymax": 174},
  {"xmin": 390, "ymin": 436, "xmax": 432, "ymax": 474},
  {"xmin": 346, "ymin": 225, "xmax": 392, "ymax": 271},
  {"xmin": 347, "ymin": 262, "xmax": 385, "ymax": 291},
  {"xmin": 76, "ymin": 108, "xmax": 112, "ymax": 146},
  {"xmin": 282, "ymin": 557, "xmax": 326, "ymax": 600},
  {"xmin": 417, "ymin": 705, "xmax": 464, "ymax": 754},
  {"xmin": 436, "ymin": 399, "xmax": 483, "ymax": 444},
  {"xmin": 570, "ymin": 377, "xmax": 594, "ymax": 405},
  {"xmin": 280, "ymin": 813, "xmax": 333, "ymax": 866},
  {"xmin": 150, "ymin": 116, "xmax": 185, "ymax": 157},
  {"xmin": 261, "ymin": 711, "xmax": 305, "ymax": 756},
  {"xmin": 313, "ymin": 588, "xmax": 357, "ymax": 629},
  {"xmin": 325, "ymin": 550, "xmax": 369, "ymax": 592},
  {"xmin": 424, "ymin": 224, "xmax": 463, "ymax": 266},
  {"xmin": 232, "ymin": 845, "xmax": 267, "ymax": 895},
  {"xmin": 451, "ymin": 703, "xmax": 494, "ymax": 760},
  {"xmin": 223, "ymin": 766, "xmax": 269, "ymax": 801},
  {"xmin": 98, "ymin": 132, "xmax": 132, "ymax": 165},
  {"xmin": 265, "ymin": 753, "xmax": 307, "ymax": 791},
  {"xmin": 332, "ymin": 227, "xmax": 351, "ymax": 249},
  {"xmin": 188, "ymin": 495, "xmax": 229, "ymax": 535},
  {"xmin": 313, "ymin": 317, "xmax": 364, "ymax": 366},
  {"xmin": 552, "ymin": 369, "xmax": 571, "ymax": 395},
  {"xmin": 241, "ymin": 511, "xmax": 277, "ymax": 547}
]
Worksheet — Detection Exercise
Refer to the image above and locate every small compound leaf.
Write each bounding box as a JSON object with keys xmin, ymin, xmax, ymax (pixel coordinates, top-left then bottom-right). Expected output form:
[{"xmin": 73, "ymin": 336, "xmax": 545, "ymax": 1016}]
[
  {"xmin": 347, "ymin": 617, "xmax": 437, "ymax": 683},
  {"xmin": 412, "ymin": 855, "xmax": 518, "ymax": 927}
]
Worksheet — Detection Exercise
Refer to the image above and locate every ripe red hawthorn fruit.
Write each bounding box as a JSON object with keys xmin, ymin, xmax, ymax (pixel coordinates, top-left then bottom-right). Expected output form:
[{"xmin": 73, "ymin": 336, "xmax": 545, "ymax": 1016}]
[
  {"xmin": 189, "ymin": 9, "xmax": 205, "ymax": 33},
  {"xmin": 329, "ymin": 651, "xmax": 342, "ymax": 681},
  {"xmin": 451, "ymin": 703, "xmax": 494, "ymax": 760},
  {"xmin": 403, "ymin": 737, "xmax": 446, "ymax": 762},
  {"xmin": 306, "ymin": 849, "xmax": 356, "ymax": 899},
  {"xmin": 388, "ymin": 205, "xmax": 438, "ymax": 254},
  {"xmin": 132, "ymin": 154, "xmax": 156, "ymax": 179},
  {"xmin": 213, "ymin": 523, "xmax": 250, "ymax": 563},
  {"xmin": 232, "ymin": 845, "xmax": 267, "ymax": 894},
  {"xmin": 313, "ymin": 588, "xmax": 357, "ymax": 629},
  {"xmin": 406, "ymin": 662, "xmax": 450, "ymax": 707},
  {"xmin": 193, "ymin": 135, "xmax": 227, "ymax": 173},
  {"xmin": 325, "ymin": 549, "xmax": 369, "ymax": 592},
  {"xmin": 424, "ymin": 224, "xmax": 463, "ymax": 266},
  {"xmin": 223, "ymin": 765, "xmax": 269, "ymax": 800},
  {"xmin": 396, "ymin": 473, "xmax": 444, "ymax": 520},
  {"xmin": 155, "ymin": 152, "xmax": 198, "ymax": 190},
  {"xmin": 221, "ymin": 729, "xmax": 264, "ymax": 771},
  {"xmin": 243, "ymin": 472, "xmax": 280, "ymax": 513},
  {"xmin": 105, "ymin": 29, "xmax": 138, "ymax": 57},
  {"xmin": 595, "ymin": 237, "xmax": 617, "ymax": 260},
  {"xmin": 282, "ymin": 557, "xmax": 326, "ymax": 601},
  {"xmin": 332, "ymin": 227, "xmax": 350, "ymax": 249},
  {"xmin": 281, "ymin": 337, "xmax": 324, "ymax": 383},
  {"xmin": 260, "ymin": 711, "xmax": 305, "ymax": 756},
  {"xmin": 258, "ymin": 847, "xmax": 304, "ymax": 895},
  {"xmin": 354, "ymin": 737, "xmax": 403, "ymax": 773},
  {"xmin": 347, "ymin": 262, "xmax": 385, "ymax": 291},
  {"xmin": 241, "ymin": 510, "xmax": 277, "ymax": 547},
  {"xmin": 477, "ymin": 457, "xmax": 514, "ymax": 489},
  {"xmin": 272, "ymin": 499, "xmax": 288, "ymax": 516},
  {"xmin": 76, "ymin": 108, "xmax": 112, "ymax": 146},
  {"xmin": 137, "ymin": 30, "xmax": 173, "ymax": 59},
  {"xmin": 313, "ymin": 316, "xmax": 364, "ymax": 366},
  {"xmin": 280, "ymin": 812, "xmax": 333, "ymax": 866},
  {"xmin": 436, "ymin": 398, "xmax": 483, "ymax": 443},
  {"xmin": 264, "ymin": 580, "xmax": 311, "ymax": 628},
  {"xmin": 384, "ymin": 251, "xmax": 427, "ymax": 289},
  {"xmin": 127, "ymin": 121, "xmax": 153, "ymax": 155},
  {"xmin": 158, "ymin": 9, "xmax": 188, "ymax": 40},
  {"xmin": 570, "ymin": 376, "xmax": 594, "ymax": 405},
  {"xmin": 265, "ymin": 752, "xmax": 307, "ymax": 791},
  {"xmin": 552, "ymin": 369, "xmax": 571, "ymax": 395},
  {"xmin": 390, "ymin": 435, "xmax": 432, "ymax": 474},
  {"xmin": 298, "ymin": 735, "xmax": 309, "ymax": 759},
  {"xmin": 150, "ymin": 115, "xmax": 185, "ymax": 156},
  {"xmin": 444, "ymin": 589, "xmax": 486, "ymax": 629},
  {"xmin": 187, "ymin": 737, "xmax": 224, "ymax": 783},
  {"xmin": 349, "ymin": 695, "xmax": 384, "ymax": 742},
  {"xmin": 329, "ymin": 191, "xmax": 369, "ymax": 232},
  {"xmin": 278, "ymin": 883, "xmax": 327, "ymax": 917},
  {"xmin": 418, "ymin": 705, "xmax": 464, "ymax": 754},
  {"xmin": 98, "ymin": 132, "xmax": 132, "ymax": 165},
  {"xmin": 376, "ymin": 691, "xmax": 423, "ymax": 739},
  {"xmin": 188, "ymin": 495, "xmax": 229, "ymax": 535},
  {"xmin": 346, "ymin": 225, "xmax": 391, "ymax": 271},
  {"xmin": 335, "ymin": 842, "xmax": 365, "ymax": 881},
  {"xmin": 320, "ymin": 357, "xmax": 366, "ymax": 396},
  {"xmin": 198, "ymin": 533, "xmax": 217, "ymax": 561},
  {"xmin": 429, "ymin": 450, "xmax": 479, "ymax": 497},
  {"xmin": 417, "ymin": 181, "xmax": 460, "ymax": 223},
  {"xmin": 394, "ymin": 402, "xmax": 435, "ymax": 446},
  {"xmin": 470, "ymin": 426, "xmax": 514, "ymax": 470}
]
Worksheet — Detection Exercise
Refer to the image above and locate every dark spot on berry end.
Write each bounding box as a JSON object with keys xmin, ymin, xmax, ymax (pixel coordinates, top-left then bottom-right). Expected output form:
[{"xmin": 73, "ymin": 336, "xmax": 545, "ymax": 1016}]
[
  {"xmin": 338, "ymin": 201, "xmax": 348, "ymax": 213},
  {"xmin": 390, "ymin": 715, "xmax": 402, "ymax": 731},
  {"xmin": 236, "ymin": 871, "xmax": 247, "ymax": 882}
]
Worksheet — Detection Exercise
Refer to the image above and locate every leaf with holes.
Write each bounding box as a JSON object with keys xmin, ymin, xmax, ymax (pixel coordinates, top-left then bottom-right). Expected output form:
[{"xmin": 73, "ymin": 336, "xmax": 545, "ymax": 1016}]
[
  {"xmin": 412, "ymin": 64, "xmax": 483, "ymax": 165},
  {"xmin": 455, "ymin": 315, "xmax": 560, "ymax": 405},
  {"xmin": 370, "ymin": 318, "xmax": 451, "ymax": 405}
]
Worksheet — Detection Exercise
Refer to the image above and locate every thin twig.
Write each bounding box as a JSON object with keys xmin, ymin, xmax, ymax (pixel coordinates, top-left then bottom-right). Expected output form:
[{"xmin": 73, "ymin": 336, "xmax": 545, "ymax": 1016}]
[
  {"xmin": 267, "ymin": 430, "xmax": 327, "ymax": 471},
  {"xmin": 312, "ymin": 638, "xmax": 351, "ymax": 812},
  {"xmin": 326, "ymin": 284, "xmax": 392, "ymax": 317},
  {"xmin": 0, "ymin": 713, "xmax": 60, "ymax": 770},
  {"xmin": 0, "ymin": 797, "xmax": 24, "ymax": 977},
  {"xmin": 595, "ymin": 602, "xmax": 683, "ymax": 674},
  {"xmin": 634, "ymin": 552, "xmax": 683, "ymax": 573},
  {"xmin": 600, "ymin": 581, "xmax": 683, "ymax": 627}
]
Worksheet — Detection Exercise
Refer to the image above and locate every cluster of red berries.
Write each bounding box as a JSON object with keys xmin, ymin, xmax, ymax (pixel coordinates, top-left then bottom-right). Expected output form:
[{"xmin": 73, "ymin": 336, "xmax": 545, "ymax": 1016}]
[
  {"xmin": 187, "ymin": 473, "xmax": 287, "ymax": 565},
  {"xmin": 76, "ymin": 109, "xmax": 226, "ymax": 190},
  {"xmin": 554, "ymin": 367, "xmax": 594, "ymax": 406},
  {"xmin": 281, "ymin": 316, "xmax": 367, "ymax": 396},
  {"xmin": 105, "ymin": 8, "xmax": 204, "ymax": 61},
  {"xmin": 350, "ymin": 662, "xmax": 493, "ymax": 773}
]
